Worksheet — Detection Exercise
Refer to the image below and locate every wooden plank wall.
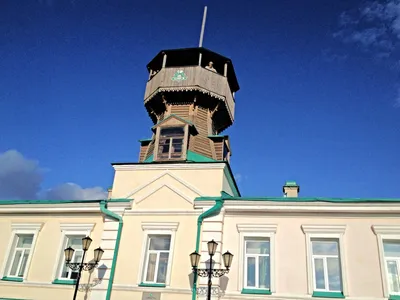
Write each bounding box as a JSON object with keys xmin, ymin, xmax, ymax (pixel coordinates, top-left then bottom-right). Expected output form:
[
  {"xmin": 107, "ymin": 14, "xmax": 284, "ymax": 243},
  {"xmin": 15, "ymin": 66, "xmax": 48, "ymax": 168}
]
[
  {"xmin": 192, "ymin": 107, "xmax": 213, "ymax": 158},
  {"xmin": 214, "ymin": 141, "xmax": 223, "ymax": 160},
  {"xmin": 170, "ymin": 104, "xmax": 190, "ymax": 120},
  {"xmin": 139, "ymin": 145, "xmax": 149, "ymax": 162}
]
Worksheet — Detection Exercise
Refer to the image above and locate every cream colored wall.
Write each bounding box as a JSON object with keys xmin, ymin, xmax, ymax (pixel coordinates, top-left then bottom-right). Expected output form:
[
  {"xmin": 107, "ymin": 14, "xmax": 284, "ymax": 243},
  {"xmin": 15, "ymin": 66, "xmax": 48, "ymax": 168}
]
[
  {"xmin": 111, "ymin": 167, "xmax": 225, "ymax": 199},
  {"xmin": 114, "ymin": 214, "xmax": 197, "ymax": 287},
  {"xmin": 223, "ymin": 214, "xmax": 400, "ymax": 298},
  {"xmin": 0, "ymin": 214, "xmax": 104, "ymax": 300}
]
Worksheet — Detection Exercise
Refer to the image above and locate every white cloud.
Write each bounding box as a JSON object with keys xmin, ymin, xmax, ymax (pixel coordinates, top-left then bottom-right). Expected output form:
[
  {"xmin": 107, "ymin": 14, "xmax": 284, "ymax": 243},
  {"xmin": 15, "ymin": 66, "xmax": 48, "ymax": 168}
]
[
  {"xmin": 334, "ymin": 0, "xmax": 400, "ymax": 107},
  {"xmin": 0, "ymin": 150, "xmax": 107, "ymax": 201}
]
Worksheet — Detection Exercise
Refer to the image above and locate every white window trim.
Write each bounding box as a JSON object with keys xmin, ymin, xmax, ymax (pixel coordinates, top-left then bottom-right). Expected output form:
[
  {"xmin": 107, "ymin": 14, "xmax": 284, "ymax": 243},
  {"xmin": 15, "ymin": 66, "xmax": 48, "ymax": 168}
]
[
  {"xmin": 237, "ymin": 224, "xmax": 277, "ymax": 293},
  {"xmin": 372, "ymin": 225, "xmax": 400, "ymax": 298},
  {"xmin": 52, "ymin": 223, "xmax": 95, "ymax": 281},
  {"xmin": 137, "ymin": 222, "xmax": 179, "ymax": 286},
  {"xmin": 0, "ymin": 223, "xmax": 43, "ymax": 280},
  {"xmin": 302, "ymin": 225, "xmax": 347, "ymax": 296}
]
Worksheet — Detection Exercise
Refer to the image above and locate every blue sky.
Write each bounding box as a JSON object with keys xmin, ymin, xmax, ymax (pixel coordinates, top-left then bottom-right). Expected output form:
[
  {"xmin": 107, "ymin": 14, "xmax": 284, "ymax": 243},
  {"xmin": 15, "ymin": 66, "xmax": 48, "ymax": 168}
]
[{"xmin": 0, "ymin": 0, "xmax": 399, "ymax": 199}]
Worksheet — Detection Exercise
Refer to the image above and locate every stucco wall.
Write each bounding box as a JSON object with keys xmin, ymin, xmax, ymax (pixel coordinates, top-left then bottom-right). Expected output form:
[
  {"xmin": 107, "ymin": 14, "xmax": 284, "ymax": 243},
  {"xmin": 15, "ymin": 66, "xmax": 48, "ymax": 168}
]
[{"xmin": 0, "ymin": 214, "xmax": 104, "ymax": 300}]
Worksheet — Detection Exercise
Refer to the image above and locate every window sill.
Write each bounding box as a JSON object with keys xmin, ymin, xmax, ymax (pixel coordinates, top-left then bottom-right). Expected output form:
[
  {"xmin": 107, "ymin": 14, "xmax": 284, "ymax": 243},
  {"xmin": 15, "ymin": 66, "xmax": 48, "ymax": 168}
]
[
  {"xmin": 389, "ymin": 295, "xmax": 400, "ymax": 300},
  {"xmin": 139, "ymin": 282, "xmax": 166, "ymax": 288},
  {"xmin": 52, "ymin": 279, "xmax": 76, "ymax": 285},
  {"xmin": 241, "ymin": 288, "xmax": 271, "ymax": 295},
  {"xmin": 1, "ymin": 276, "xmax": 23, "ymax": 282},
  {"xmin": 312, "ymin": 291, "xmax": 345, "ymax": 298}
]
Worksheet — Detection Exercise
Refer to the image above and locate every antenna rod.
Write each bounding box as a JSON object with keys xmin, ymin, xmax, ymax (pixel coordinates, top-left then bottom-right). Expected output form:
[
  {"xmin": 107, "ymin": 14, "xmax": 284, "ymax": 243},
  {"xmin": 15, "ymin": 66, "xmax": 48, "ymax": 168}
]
[{"xmin": 198, "ymin": 6, "xmax": 207, "ymax": 47}]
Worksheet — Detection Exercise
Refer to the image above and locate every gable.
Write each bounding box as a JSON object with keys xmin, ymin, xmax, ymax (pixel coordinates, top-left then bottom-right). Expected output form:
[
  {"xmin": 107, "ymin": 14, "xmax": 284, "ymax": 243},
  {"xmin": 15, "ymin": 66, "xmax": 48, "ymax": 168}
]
[{"xmin": 134, "ymin": 184, "xmax": 194, "ymax": 209}]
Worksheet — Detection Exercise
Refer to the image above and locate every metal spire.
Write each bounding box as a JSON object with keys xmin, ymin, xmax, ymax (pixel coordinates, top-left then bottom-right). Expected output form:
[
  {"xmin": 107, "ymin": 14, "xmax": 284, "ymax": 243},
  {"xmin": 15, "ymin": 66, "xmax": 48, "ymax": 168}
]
[{"xmin": 198, "ymin": 6, "xmax": 208, "ymax": 47}]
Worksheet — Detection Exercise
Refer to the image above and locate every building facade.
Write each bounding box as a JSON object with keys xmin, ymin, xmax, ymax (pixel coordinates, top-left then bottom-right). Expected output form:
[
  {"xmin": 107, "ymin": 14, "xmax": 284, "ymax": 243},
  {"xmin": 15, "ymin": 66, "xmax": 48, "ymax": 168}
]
[{"xmin": 1, "ymin": 47, "xmax": 400, "ymax": 300}]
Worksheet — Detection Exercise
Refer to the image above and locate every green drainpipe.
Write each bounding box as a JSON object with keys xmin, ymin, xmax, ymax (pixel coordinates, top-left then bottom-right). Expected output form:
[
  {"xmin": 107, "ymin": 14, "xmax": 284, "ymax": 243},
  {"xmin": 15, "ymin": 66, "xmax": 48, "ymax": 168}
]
[
  {"xmin": 192, "ymin": 197, "xmax": 224, "ymax": 300},
  {"xmin": 100, "ymin": 200, "xmax": 123, "ymax": 300}
]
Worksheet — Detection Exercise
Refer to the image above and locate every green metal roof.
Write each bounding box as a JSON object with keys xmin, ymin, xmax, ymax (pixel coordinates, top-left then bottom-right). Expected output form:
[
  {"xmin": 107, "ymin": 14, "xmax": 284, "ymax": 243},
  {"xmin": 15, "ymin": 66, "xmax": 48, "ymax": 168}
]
[
  {"xmin": 284, "ymin": 181, "xmax": 298, "ymax": 187},
  {"xmin": 195, "ymin": 194, "xmax": 400, "ymax": 203}
]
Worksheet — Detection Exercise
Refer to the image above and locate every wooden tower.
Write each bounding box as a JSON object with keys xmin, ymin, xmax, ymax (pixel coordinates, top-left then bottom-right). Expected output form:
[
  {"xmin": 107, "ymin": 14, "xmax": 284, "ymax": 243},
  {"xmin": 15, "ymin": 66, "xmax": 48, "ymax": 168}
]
[{"xmin": 138, "ymin": 47, "xmax": 240, "ymax": 163}]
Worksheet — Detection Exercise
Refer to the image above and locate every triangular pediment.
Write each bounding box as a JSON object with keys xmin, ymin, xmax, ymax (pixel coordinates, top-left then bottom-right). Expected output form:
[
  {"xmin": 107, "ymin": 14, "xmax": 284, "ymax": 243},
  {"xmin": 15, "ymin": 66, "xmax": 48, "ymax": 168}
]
[
  {"xmin": 152, "ymin": 114, "xmax": 193, "ymax": 130},
  {"xmin": 134, "ymin": 184, "xmax": 194, "ymax": 209}
]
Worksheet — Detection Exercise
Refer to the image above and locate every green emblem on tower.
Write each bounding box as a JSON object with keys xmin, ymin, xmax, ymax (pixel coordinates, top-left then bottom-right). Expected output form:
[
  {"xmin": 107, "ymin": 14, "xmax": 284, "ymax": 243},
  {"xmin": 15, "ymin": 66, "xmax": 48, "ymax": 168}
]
[{"xmin": 171, "ymin": 70, "xmax": 187, "ymax": 81}]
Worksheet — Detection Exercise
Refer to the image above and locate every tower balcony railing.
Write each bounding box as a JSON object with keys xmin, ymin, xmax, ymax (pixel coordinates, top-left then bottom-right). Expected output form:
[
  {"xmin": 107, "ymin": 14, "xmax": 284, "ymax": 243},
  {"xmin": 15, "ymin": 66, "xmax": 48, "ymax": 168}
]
[{"xmin": 144, "ymin": 66, "xmax": 235, "ymax": 121}]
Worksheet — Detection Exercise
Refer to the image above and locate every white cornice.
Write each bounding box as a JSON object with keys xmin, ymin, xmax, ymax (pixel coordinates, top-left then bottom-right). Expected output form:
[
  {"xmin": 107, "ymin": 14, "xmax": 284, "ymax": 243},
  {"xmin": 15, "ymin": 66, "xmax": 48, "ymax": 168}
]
[
  {"xmin": 141, "ymin": 222, "xmax": 179, "ymax": 231},
  {"xmin": 0, "ymin": 203, "xmax": 101, "ymax": 214},
  {"xmin": 237, "ymin": 224, "xmax": 278, "ymax": 233},
  {"xmin": 302, "ymin": 224, "xmax": 346, "ymax": 234},
  {"xmin": 125, "ymin": 171, "xmax": 202, "ymax": 199},
  {"xmin": 222, "ymin": 201, "xmax": 400, "ymax": 214},
  {"xmin": 124, "ymin": 210, "xmax": 200, "ymax": 216},
  {"xmin": 60, "ymin": 223, "xmax": 95, "ymax": 232},
  {"xmin": 113, "ymin": 163, "xmax": 226, "ymax": 171},
  {"xmin": 372, "ymin": 225, "xmax": 400, "ymax": 235},
  {"xmin": 11, "ymin": 222, "xmax": 43, "ymax": 231}
]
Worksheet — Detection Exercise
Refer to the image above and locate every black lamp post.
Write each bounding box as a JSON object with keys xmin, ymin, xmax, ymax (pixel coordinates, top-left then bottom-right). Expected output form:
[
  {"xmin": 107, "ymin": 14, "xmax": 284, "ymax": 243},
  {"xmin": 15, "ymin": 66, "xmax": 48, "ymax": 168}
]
[
  {"xmin": 64, "ymin": 236, "xmax": 104, "ymax": 300},
  {"xmin": 190, "ymin": 240, "xmax": 233, "ymax": 300}
]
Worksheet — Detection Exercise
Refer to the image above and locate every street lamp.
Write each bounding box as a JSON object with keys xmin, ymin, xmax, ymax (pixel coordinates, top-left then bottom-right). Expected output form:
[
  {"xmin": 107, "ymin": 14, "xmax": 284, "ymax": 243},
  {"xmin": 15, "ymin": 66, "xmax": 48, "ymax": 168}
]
[
  {"xmin": 190, "ymin": 240, "xmax": 233, "ymax": 300},
  {"xmin": 64, "ymin": 236, "xmax": 104, "ymax": 300}
]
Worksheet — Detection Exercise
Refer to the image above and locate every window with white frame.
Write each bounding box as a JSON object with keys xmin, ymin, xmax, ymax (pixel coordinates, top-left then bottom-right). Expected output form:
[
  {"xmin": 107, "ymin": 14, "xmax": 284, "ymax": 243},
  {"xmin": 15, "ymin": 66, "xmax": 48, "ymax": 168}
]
[
  {"xmin": 6, "ymin": 234, "xmax": 34, "ymax": 278},
  {"xmin": 237, "ymin": 224, "xmax": 277, "ymax": 293},
  {"xmin": 372, "ymin": 225, "xmax": 400, "ymax": 298},
  {"xmin": 383, "ymin": 240, "xmax": 400, "ymax": 294},
  {"xmin": 54, "ymin": 223, "xmax": 95, "ymax": 281},
  {"xmin": 1, "ymin": 223, "xmax": 42, "ymax": 280},
  {"xmin": 139, "ymin": 222, "xmax": 179, "ymax": 286},
  {"xmin": 311, "ymin": 238, "xmax": 342, "ymax": 292},
  {"xmin": 302, "ymin": 224, "xmax": 347, "ymax": 296},
  {"xmin": 244, "ymin": 238, "xmax": 270, "ymax": 289},
  {"xmin": 143, "ymin": 235, "xmax": 171, "ymax": 284},
  {"xmin": 58, "ymin": 235, "xmax": 85, "ymax": 280}
]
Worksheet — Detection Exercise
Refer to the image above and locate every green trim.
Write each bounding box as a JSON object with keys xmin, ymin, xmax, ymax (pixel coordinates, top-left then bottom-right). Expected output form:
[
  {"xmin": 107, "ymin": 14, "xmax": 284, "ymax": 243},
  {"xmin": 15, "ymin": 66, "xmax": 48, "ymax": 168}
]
[
  {"xmin": 224, "ymin": 166, "xmax": 240, "ymax": 197},
  {"xmin": 389, "ymin": 295, "xmax": 400, "ymax": 300},
  {"xmin": 52, "ymin": 279, "xmax": 76, "ymax": 285},
  {"xmin": 100, "ymin": 200, "xmax": 123, "ymax": 300},
  {"xmin": 312, "ymin": 291, "xmax": 345, "ymax": 298},
  {"xmin": 107, "ymin": 198, "xmax": 131, "ymax": 203},
  {"xmin": 186, "ymin": 151, "xmax": 217, "ymax": 162},
  {"xmin": 241, "ymin": 288, "xmax": 271, "ymax": 295},
  {"xmin": 138, "ymin": 138, "xmax": 153, "ymax": 143},
  {"xmin": 192, "ymin": 197, "xmax": 224, "ymax": 300},
  {"xmin": 143, "ymin": 155, "xmax": 154, "ymax": 163},
  {"xmin": 194, "ymin": 195, "xmax": 400, "ymax": 203},
  {"xmin": 1, "ymin": 276, "xmax": 23, "ymax": 282},
  {"xmin": 139, "ymin": 282, "xmax": 166, "ymax": 288},
  {"xmin": 284, "ymin": 180, "xmax": 298, "ymax": 187}
]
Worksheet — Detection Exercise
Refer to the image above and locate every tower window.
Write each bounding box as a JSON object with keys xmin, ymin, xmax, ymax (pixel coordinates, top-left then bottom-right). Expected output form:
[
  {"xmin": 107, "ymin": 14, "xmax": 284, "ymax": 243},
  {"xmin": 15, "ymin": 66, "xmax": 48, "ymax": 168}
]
[{"xmin": 157, "ymin": 127, "xmax": 185, "ymax": 160}]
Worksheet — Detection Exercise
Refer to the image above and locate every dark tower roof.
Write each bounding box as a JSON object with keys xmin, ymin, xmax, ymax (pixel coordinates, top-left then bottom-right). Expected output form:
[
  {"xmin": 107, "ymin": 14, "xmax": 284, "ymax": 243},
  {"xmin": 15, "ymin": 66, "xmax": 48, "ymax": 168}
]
[{"xmin": 146, "ymin": 47, "xmax": 240, "ymax": 92}]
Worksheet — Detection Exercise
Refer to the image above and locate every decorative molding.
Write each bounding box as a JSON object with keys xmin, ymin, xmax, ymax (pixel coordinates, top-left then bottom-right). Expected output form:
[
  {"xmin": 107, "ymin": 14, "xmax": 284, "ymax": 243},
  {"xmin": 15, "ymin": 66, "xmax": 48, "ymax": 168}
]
[
  {"xmin": 0, "ymin": 203, "xmax": 101, "ymax": 214},
  {"xmin": 137, "ymin": 222, "xmax": 179, "ymax": 287},
  {"xmin": 124, "ymin": 171, "xmax": 203, "ymax": 199},
  {"xmin": 372, "ymin": 225, "xmax": 400, "ymax": 235},
  {"xmin": 59, "ymin": 223, "xmax": 95, "ymax": 232},
  {"xmin": 224, "ymin": 202, "xmax": 400, "ymax": 214},
  {"xmin": 134, "ymin": 184, "xmax": 194, "ymax": 205},
  {"xmin": 237, "ymin": 224, "xmax": 277, "ymax": 293},
  {"xmin": 112, "ymin": 283, "xmax": 191, "ymax": 294},
  {"xmin": 11, "ymin": 223, "xmax": 43, "ymax": 231},
  {"xmin": 302, "ymin": 224, "xmax": 348, "ymax": 296},
  {"xmin": 302, "ymin": 224, "xmax": 346, "ymax": 234},
  {"xmin": 125, "ymin": 210, "xmax": 200, "ymax": 216},
  {"xmin": 141, "ymin": 222, "xmax": 179, "ymax": 231},
  {"xmin": 237, "ymin": 224, "xmax": 277, "ymax": 233},
  {"xmin": 113, "ymin": 162, "xmax": 226, "ymax": 171}
]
